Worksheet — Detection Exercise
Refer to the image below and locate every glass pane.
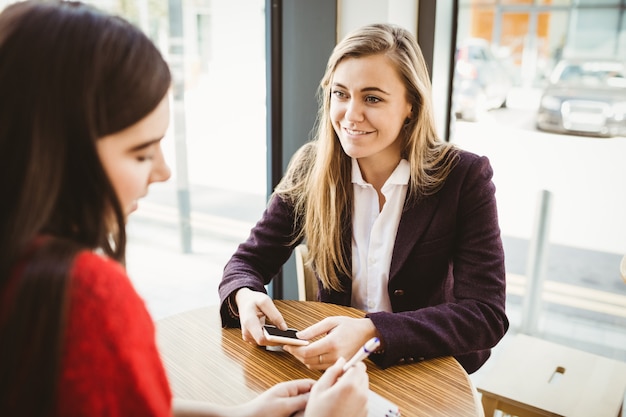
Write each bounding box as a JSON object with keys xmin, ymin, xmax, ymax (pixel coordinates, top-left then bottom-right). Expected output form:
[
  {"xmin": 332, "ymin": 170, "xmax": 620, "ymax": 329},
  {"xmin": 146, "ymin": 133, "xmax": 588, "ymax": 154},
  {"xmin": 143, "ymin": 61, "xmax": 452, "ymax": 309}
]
[
  {"xmin": 143, "ymin": 0, "xmax": 267, "ymax": 319},
  {"xmin": 500, "ymin": 0, "xmax": 533, "ymax": 4},
  {"xmin": 459, "ymin": 0, "xmax": 497, "ymax": 5},
  {"xmin": 577, "ymin": 0, "xmax": 622, "ymax": 5},
  {"xmin": 536, "ymin": 0, "xmax": 571, "ymax": 4},
  {"xmin": 452, "ymin": 1, "xmax": 626, "ymax": 364},
  {"xmin": 568, "ymin": 8, "xmax": 620, "ymax": 57},
  {"xmin": 75, "ymin": 0, "xmax": 268, "ymax": 318}
]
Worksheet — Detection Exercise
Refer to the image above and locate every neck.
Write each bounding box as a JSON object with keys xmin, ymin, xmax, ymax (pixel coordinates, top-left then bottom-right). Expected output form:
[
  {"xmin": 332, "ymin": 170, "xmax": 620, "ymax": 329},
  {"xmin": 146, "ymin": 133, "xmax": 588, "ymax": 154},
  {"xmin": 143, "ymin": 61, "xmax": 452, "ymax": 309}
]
[{"xmin": 358, "ymin": 156, "xmax": 401, "ymax": 192}]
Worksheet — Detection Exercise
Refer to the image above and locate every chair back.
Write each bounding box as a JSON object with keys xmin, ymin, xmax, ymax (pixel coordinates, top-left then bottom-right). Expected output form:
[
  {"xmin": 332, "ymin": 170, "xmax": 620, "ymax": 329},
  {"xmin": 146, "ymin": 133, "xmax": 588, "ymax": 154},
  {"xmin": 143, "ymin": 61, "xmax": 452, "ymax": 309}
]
[{"xmin": 295, "ymin": 244, "xmax": 318, "ymax": 301}]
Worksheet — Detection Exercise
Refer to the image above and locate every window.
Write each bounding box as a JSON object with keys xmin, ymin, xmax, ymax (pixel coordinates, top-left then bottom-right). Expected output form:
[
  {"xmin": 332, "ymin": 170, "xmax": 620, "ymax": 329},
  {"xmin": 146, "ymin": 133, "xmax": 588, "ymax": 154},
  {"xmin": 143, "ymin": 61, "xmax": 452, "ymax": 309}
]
[{"xmin": 454, "ymin": 0, "xmax": 626, "ymax": 362}]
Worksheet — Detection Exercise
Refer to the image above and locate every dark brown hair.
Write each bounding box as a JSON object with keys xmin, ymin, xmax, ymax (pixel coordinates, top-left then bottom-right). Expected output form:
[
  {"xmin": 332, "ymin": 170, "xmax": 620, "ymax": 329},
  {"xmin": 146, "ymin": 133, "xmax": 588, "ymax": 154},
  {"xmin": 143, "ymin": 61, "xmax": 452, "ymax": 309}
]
[{"xmin": 0, "ymin": 1, "xmax": 171, "ymax": 414}]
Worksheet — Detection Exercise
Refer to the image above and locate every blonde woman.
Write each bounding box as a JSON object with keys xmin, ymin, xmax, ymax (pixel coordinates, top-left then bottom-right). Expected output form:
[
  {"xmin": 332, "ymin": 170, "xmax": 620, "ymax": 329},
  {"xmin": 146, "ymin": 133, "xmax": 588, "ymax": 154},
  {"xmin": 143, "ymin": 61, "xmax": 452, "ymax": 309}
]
[{"xmin": 219, "ymin": 23, "xmax": 508, "ymax": 374}]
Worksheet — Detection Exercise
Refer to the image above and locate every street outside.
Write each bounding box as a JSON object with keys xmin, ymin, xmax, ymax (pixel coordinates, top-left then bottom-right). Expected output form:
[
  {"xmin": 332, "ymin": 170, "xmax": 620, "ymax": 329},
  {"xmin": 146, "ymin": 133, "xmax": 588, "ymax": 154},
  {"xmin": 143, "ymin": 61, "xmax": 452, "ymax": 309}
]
[
  {"xmin": 452, "ymin": 88, "xmax": 626, "ymax": 319},
  {"xmin": 451, "ymin": 87, "xmax": 626, "ymax": 258}
]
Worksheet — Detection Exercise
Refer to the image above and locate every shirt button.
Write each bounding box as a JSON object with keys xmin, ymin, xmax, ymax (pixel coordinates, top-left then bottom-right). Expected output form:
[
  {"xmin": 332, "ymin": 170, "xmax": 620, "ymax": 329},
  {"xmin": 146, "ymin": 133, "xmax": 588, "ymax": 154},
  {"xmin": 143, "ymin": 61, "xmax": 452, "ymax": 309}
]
[
  {"xmin": 367, "ymin": 301, "xmax": 375, "ymax": 309},
  {"xmin": 393, "ymin": 289, "xmax": 405, "ymax": 296}
]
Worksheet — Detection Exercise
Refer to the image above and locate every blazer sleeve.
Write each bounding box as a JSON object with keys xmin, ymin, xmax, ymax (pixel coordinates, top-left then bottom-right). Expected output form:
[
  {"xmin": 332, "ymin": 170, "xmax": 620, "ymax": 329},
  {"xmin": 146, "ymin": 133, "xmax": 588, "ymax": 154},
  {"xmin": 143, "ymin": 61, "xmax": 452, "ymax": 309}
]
[
  {"xmin": 366, "ymin": 153, "xmax": 509, "ymax": 373},
  {"xmin": 218, "ymin": 194, "xmax": 301, "ymax": 327}
]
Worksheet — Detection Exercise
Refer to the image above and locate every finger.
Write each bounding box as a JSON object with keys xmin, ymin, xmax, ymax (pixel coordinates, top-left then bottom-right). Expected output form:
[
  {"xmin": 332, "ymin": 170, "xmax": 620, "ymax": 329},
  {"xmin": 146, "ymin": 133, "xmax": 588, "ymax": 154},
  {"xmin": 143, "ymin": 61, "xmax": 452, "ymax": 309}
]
[
  {"xmin": 278, "ymin": 379, "xmax": 316, "ymax": 396},
  {"xmin": 296, "ymin": 317, "xmax": 338, "ymax": 339},
  {"xmin": 315, "ymin": 357, "xmax": 346, "ymax": 389},
  {"xmin": 240, "ymin": 315, "xmax": 267, "ymax": 344},
  {"xmin": 340, "ymin": 362, "xmax": 369, "ymax": 388},
  {"xmin": 342, "ymin": 360, "xmax": 367, "ymax": 378},
  {"xmin": 281, "ymin": 393, "xmax": 309, "ymax": 416},
  {"xmin": 240, "ymin": 327, "xmax": 255, "ymax": 344},
  {"xmin": 282, "ymin": 343, "xmax": 309, "ymax": 356},
  {"xmin": 284, "ymin": 341, "xmax": 336, "ymax": 369},
  {"xmin": 257, "ymin": 297, "xmax": 288, "ymax": 330}
]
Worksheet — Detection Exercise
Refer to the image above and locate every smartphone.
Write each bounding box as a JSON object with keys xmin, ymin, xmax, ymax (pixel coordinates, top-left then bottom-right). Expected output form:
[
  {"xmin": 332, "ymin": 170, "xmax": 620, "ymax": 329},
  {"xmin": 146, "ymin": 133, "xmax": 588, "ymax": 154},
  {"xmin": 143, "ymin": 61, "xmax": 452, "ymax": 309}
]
[{"xmin": 263, "ymin": 325, "xmax": 309, "ymax": 346}]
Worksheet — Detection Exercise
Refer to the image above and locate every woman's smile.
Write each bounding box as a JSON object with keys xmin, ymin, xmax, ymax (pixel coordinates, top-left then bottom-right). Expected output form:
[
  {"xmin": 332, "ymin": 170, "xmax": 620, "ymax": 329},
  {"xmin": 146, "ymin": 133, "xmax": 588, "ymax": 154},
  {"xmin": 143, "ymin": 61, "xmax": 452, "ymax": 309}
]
[{"xmin": 343, "ymin": 126, "xmax": 374, "ymax": 137}]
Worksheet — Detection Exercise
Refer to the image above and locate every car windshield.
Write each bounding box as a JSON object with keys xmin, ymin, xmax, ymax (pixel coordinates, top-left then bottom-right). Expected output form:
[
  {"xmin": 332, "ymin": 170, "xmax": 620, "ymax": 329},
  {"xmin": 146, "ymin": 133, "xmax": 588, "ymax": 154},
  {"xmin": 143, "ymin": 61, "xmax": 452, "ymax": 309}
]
[{"xmin": 552, "ymin": 61, "xmax": 626, "ymax": 88}]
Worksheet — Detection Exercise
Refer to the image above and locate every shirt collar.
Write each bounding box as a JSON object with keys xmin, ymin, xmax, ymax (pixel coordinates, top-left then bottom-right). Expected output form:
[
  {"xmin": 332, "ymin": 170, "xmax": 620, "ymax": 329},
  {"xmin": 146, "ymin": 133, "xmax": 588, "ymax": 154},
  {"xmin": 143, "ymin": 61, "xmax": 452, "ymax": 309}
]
[{"xmin": 351, "ymin": 158, "xmax": 410, "ymax": 186}]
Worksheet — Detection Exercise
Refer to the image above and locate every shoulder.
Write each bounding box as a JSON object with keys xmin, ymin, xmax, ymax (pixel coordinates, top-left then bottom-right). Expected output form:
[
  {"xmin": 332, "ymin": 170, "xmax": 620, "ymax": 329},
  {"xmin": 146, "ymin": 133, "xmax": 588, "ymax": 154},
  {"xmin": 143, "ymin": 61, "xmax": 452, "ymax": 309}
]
[
  {"xmin": 68, "ymin": 251, "xmax": 152, "ymax": 331},
  {"xmin": 448, "ymin": 148, "xmax": 494, "ymax": 181},
  {"xmin": 452, "ymin": 147, "xmax": 491, "ymax": 168},
  {"xmin": 428, "ymin": 148, "xmax": 496, "ymax": 203},
  {"xmin": 72, "ymin": 250, "xmax": 128, "ymax": 283},
  {"xmin": 70, "ymin": 251, "xmax": 141, "ymax": 306}
]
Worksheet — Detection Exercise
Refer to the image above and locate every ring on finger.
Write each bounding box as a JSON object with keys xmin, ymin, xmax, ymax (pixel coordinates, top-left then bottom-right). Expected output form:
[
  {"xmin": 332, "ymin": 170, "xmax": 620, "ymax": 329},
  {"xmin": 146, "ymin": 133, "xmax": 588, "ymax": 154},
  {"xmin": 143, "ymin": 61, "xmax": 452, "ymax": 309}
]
[{"xmin": 318, "ymin": 354, "xmax": 323, "ymax": 364}]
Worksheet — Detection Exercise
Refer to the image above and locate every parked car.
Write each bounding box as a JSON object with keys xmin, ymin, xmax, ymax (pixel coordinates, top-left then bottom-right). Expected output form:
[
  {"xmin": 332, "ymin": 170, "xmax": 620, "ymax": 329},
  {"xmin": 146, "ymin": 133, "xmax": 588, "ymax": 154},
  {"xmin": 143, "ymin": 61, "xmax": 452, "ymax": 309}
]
[
  {"xmin": 453, "ymin": 38, "xmax": 514, "ymax": 122},
  {"xmin": 536, "ymin": 58, "xmax": 626, "ymax": 137}
]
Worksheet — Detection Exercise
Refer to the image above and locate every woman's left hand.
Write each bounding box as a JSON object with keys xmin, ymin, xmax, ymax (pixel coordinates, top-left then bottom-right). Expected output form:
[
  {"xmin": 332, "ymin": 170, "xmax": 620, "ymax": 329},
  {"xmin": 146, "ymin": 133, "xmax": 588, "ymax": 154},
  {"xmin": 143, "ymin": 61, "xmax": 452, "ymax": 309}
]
[
  {"xmin": 283, "ymin": 316, "xmax": 380, "ymax": 371},
  {"xmin": 237, "ymin": 379, "xmax": 315, "ymax": 417},
  {"xmin": 172, "ymin": 379, "xmax": 314, "ymax": 417}
]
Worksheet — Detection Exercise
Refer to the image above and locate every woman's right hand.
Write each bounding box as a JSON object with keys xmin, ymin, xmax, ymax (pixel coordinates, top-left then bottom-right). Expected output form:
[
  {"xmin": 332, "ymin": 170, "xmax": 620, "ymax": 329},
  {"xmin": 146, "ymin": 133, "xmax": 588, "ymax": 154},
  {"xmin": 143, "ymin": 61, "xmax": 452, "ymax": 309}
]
[
  {"xmin": 235, "ymin": 288, "xmax": 288, "ymax": 344},
  {"xmin": 304, "ymin": 357, "xmax": 369, "ymax": 417}
]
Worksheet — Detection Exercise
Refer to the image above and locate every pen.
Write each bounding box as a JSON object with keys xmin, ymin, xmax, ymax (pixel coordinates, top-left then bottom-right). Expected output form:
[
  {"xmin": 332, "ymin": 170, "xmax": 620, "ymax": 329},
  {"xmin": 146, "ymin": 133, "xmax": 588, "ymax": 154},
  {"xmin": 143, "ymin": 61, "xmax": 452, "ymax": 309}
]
[{"xmin": 343, "ymin": 337, "xmax": 380, "ymax": 371}]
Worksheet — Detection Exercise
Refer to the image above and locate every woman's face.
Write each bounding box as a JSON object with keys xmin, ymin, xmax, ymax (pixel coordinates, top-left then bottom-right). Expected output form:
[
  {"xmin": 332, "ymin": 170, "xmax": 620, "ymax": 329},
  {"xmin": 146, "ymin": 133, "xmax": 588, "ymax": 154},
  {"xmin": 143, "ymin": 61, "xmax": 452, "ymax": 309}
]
[
  {"xmin": 330, "ymin": 54, "xmax": 412, "ymax": 168},
  {"xmin": 97, "ymin": 95, "xmax": 171, "ymax": 219}
]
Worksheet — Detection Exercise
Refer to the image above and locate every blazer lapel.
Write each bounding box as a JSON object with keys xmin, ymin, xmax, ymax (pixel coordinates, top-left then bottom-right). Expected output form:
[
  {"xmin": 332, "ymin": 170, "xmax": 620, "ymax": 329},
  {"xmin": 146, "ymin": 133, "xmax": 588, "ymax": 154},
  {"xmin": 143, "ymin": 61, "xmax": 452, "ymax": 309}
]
[{"xmin": 389, "ymin": 194, "xmax": 441, "ymax": 280}]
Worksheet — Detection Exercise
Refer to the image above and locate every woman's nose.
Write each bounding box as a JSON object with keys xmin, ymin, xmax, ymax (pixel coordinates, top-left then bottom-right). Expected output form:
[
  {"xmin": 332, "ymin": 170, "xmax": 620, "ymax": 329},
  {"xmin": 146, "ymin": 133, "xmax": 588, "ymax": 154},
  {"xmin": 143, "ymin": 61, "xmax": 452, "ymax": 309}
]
[
  {"xmin": 150, "ymin": 147, "xmax": 171, "ymax": 183},
  {"xmin": 345, "ymin": 99, "xmax": 364, "ymax": 122}
]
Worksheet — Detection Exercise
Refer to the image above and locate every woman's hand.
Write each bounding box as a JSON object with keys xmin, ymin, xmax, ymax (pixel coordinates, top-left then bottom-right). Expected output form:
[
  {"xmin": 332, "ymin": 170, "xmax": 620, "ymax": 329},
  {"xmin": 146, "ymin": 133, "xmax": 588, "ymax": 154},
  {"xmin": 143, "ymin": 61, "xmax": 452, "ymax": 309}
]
[
  {"xmin": 234, "ymin": 288, "xmax": 288, "ymax": 345},
  {"xmin": 304, "ymin": 357, "xmax": 369, "ymax": 417},
  {"xmin": 173, "ymin": 379, "xmax": 314, "ymax": 417},
  {"xmin": 284, "ymin": 316, "xmax": 379, "ymax": 370},
  {"xmin": 239, "ymin": 379, "xmax": 315, "ymax": 417}
]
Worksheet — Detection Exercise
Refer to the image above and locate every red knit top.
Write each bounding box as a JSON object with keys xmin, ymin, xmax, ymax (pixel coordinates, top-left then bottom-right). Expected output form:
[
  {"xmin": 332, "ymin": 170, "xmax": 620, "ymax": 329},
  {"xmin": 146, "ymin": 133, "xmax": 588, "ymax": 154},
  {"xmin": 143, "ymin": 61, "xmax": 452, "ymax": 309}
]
[{"xmin": 53, "ymin": 251, "xmax": 172, "ymax": 416}]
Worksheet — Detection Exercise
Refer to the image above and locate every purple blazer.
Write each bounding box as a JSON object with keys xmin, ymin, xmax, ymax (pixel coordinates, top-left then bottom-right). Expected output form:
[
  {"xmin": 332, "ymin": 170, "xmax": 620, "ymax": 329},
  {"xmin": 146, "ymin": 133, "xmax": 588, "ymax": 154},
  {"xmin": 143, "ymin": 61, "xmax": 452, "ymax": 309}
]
[{"xmin": 219, "ymin": 150, "xmax": 509, "ymax": 373}]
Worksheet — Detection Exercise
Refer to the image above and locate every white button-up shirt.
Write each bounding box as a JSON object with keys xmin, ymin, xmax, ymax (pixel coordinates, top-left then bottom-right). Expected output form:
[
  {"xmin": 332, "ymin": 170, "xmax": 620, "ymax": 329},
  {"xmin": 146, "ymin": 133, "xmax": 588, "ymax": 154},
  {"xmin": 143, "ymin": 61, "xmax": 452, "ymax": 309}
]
[{"xmin": 351, "ymin": 158, "xmax": 410, "ymax": 313}]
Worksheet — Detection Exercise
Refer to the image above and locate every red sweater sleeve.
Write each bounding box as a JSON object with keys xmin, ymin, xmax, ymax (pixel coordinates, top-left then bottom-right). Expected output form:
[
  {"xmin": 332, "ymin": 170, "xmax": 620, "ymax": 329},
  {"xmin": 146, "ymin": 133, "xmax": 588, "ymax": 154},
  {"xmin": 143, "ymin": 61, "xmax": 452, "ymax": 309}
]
[{"xmin": 54, "ymin": 251, "xmax": 172, "ymax": 417}]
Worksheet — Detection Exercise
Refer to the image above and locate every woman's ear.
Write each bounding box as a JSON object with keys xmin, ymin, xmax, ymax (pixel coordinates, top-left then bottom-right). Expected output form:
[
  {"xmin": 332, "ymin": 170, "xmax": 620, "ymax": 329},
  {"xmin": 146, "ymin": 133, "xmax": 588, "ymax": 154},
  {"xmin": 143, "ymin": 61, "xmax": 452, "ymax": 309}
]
[{"xmin": 404, "ymin": 106, "xmax": 415, "ymax": 125}]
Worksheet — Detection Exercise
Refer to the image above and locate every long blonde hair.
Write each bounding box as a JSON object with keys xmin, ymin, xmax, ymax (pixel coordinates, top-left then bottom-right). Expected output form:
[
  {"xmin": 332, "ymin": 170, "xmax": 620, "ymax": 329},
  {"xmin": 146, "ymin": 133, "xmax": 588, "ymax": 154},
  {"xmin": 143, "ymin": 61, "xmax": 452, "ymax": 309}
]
[{"xmin": 275, "ymin": 23, "xmax": 457, "ymax": 292}]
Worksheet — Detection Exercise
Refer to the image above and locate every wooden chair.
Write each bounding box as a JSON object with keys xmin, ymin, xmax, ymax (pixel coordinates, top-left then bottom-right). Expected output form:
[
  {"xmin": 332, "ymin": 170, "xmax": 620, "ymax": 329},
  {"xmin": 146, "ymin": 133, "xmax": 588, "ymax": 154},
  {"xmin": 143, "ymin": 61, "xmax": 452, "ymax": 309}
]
[
  {"xmin": 477, "ymin": 334, "xmax": 626, "ymax": 417},
  {"xmin": 294, "ymin": 244, "xmax": 318, "ymax": 301}
]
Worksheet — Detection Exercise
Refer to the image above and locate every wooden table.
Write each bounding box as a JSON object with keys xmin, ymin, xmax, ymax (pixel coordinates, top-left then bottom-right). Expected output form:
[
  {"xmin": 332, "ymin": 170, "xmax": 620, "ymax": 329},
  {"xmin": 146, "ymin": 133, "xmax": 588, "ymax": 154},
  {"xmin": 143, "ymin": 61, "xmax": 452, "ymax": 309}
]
[{"xmin": 156, "ymin": 300, "xmax": 481, "ymax": 417}]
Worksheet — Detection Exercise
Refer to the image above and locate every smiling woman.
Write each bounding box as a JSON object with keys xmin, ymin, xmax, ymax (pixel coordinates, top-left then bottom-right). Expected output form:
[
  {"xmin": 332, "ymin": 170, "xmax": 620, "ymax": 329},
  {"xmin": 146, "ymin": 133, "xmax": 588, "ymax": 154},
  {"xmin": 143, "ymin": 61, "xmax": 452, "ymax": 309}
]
[
  {"xmin": 219, "ymin": 22, "xmax": 508, "ymax": 376},
  {"xmin": 329, "ymin": 53, "xmax": 412, "ymax": 194}
]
